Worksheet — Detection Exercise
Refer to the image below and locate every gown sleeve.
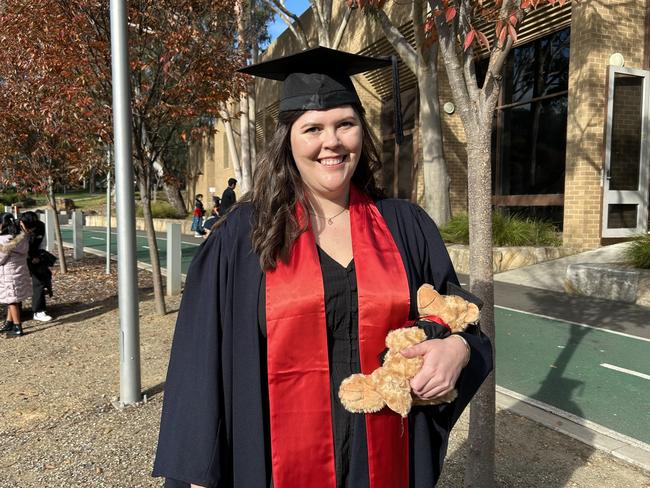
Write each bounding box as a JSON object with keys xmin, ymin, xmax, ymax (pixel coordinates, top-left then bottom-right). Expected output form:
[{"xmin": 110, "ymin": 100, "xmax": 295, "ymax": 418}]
[
  {"xmin": 152, "ymin": 217, "xmax": 234, "ymax": 488},
  {"xmin": 408, "ymin": 203, "xmax": 494, "ymax": 427}
]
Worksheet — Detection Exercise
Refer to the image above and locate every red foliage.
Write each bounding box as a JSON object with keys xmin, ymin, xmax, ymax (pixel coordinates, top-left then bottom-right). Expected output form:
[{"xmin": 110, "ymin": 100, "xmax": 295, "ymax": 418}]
[
  {"xmin": 0, "ymin": 0, "xmax": 243, "ymax": 191},
  {"xmin": 358, "ymin": 0, "xmax": 565, "ymax": 53},
  {"xmin": 0, "ymin": 0, "xmax": 107, "ymax": 191}
]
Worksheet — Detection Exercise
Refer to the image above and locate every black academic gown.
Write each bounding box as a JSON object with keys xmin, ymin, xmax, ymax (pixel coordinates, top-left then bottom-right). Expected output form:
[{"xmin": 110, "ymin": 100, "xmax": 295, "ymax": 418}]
[{"xmin": 153, "ymin": 198, "xmax": 493, "ymax": 488}]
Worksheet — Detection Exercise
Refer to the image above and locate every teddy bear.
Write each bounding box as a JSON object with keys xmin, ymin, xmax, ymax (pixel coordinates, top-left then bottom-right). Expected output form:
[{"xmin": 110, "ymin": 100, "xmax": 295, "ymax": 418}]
[{"xmin": 337, "ymin": 283, "xmax": 480, "ymax": 417}]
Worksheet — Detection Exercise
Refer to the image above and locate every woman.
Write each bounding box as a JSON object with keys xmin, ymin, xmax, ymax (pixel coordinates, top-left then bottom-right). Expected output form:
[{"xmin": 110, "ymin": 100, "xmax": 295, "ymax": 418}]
[
  {"xmin": 0, "ymin": 213, "xmax": 31, "ymax": 337},
  {"xmin": 154, "ymin": 47, "xmax": 492, "ymax": 488},
  {"xmin": 20, "ymin": 211, "xmax": 54, "ymax": 322}
]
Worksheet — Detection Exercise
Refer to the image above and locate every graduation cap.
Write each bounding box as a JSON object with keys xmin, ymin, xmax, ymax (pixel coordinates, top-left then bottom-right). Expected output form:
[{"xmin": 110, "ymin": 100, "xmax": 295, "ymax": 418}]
[
  {"xmin": 239, "ymin": 46, "xmax": 389, "ymax": 112},
  {"xmin": 239, "ymin": 46, "xmax": 403, "ymax": 143}
]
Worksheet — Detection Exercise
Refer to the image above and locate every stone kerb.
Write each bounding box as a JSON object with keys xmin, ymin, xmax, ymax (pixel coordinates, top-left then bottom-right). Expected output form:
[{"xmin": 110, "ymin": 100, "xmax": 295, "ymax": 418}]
[
  {"xmin": 565, "ymin": 263, "xmax": 650, "ymax": 306},
  {"xmin": 447, "ymin": 245, "xmax": 575, "ymax": 275},
  {"xmin": 84, "ymin": 215, "xmax": 193, "ymax": 235}
]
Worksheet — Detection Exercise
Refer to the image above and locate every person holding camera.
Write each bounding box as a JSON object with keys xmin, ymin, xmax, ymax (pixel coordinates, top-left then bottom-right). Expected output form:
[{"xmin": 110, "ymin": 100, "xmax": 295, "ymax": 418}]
[{"xmin": 20, "ymin": 211, "xmax": 54, "ymax": 322}]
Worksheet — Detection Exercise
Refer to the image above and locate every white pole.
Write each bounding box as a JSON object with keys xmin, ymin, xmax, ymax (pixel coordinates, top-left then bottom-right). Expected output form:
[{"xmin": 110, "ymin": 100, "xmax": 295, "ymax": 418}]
[
  {"xmin": 106, "ymin": 166, "xmax": 112, "ymax": 275},
  {"xmin": 110, "ymin": 0, "xmax": 141, "ymax": 406},
  {"xmin": 166, "ymin": 223, "xmax": 182, "ymax": 296},
  {"xmin": 72, "ymin": 210, "xmax": 83, "ymax": 260},
  {"xmin": 44, "ymin": 208, "xmax": 56, "ymax": 253}
]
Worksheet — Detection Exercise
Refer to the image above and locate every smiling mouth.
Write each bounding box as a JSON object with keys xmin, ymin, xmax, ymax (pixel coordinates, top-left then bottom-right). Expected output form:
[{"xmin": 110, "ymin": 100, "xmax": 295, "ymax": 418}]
[{"xmin": 318, "ymin": 156, "xmax": 347, "ymax": 166}]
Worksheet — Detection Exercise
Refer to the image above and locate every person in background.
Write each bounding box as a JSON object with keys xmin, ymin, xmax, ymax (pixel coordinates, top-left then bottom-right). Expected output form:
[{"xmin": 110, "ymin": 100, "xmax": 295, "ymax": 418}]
[
  {"xmin": 201, "ymin": 204, "xmax": 220, "ymax": 240},
  {"xmin": 20, "ymin": 211, "xmax": 54, "ymax": 322},
  {"xmin": 191, "ymin": 194, "xmax": 205, "ymax": 238},
  {"xmin": 0, "ymin": 213, "xmax": 31, "ymax": 337},
  {"xmin": 219, "ymin": 178, "xmax": 237, "ymax": 215}
]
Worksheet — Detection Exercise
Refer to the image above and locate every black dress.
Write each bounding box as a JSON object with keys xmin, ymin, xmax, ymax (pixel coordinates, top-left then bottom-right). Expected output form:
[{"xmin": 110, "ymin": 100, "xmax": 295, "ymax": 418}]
[{"xmin": 317, "ymin": 248, "xmax": 367, "ymax": 488}]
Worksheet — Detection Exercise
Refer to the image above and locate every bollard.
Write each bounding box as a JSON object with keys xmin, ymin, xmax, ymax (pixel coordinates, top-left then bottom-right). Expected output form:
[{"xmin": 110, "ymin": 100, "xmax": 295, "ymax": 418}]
[
  {"xmin": 166, "ymin": 223, "xmax": 182, "ymax": 296},
  {"xmin": 44, "ymin": 208, "xmax": 56, "ymax": 253},
  {"xmin": 72, "ymin": 210, "xmax": 83, "ymax": 260}
]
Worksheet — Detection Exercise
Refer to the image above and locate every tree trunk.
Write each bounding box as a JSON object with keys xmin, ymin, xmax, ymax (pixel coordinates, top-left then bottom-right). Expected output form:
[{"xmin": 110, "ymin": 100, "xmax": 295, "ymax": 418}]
[
  {"xmin": 248, "ymin": 87, "xmax": 257, "ymax": 172},
  {"xmin": 236, "ymin": 0, "xmax": 252, "ymax": 193},
  {"xmin": 464, "ymin": 128, "xmax": 496, "ymax": 488},
  {"xmin": 137, "ymin": 172, "xmax": 166, "ymax": 316},
  {"xmin": 162, "ymin": 179, "xmax": 186, "ymax": 215},
  {"xmin": 239, "ymin": 91, "xmax": 252, "ymax": 193},
  {"xmin": 220, "ymin": 110, "xmax": 242, "ymax": 183},
  {"xmin": 46, "ymin": 186, "xmax": 67, "ymax": 274},
  {"xmin": 418, "ymin": 62, "xmax": 451, "ymax": 225}
]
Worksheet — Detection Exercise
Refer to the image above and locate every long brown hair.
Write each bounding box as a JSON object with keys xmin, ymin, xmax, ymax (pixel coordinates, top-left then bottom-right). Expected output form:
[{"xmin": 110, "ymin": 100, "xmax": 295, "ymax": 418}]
[{"xmin": 229, "ymin": 103, "xmax": 384, "ymax": 271}]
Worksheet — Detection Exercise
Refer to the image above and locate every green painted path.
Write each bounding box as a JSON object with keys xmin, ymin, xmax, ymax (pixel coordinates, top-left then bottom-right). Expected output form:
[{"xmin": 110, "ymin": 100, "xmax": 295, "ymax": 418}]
[
  {"xmin": 495, "ymin": 306, "xmax": 650, "ymax": 445},
  {"xmin": 61, "ymin": 227, "xmax": 650, "ymax": 446},
  {"xmin": 60, "ymin": 227, "xmax": 199, "ymax": 274}
]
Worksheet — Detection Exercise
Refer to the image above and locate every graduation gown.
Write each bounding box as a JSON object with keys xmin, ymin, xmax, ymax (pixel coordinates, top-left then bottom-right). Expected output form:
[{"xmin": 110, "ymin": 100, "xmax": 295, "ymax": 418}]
[{"xmin": 153, "ymin": 198, "xmax": 493, "ymax": 488}]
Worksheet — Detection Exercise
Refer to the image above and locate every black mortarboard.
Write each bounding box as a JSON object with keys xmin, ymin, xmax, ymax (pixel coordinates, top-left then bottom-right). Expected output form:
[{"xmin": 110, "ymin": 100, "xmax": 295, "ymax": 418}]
[{"xmin": 239, "ymin": 46, "xmax": 391, "ymax": 113}]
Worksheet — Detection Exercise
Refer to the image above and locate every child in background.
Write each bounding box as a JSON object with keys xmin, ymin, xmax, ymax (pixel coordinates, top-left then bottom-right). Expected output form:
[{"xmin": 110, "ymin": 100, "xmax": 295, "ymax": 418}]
[{"xmin": 0, "ymin": 213, "xmax": 32, "ymax": 337}]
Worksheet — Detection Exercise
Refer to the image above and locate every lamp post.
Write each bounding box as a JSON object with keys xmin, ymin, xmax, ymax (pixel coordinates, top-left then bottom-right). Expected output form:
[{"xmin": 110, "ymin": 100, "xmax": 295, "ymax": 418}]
[{"xmin": 110, "ymin": 0, "xmax": 141, "ymax": 406}]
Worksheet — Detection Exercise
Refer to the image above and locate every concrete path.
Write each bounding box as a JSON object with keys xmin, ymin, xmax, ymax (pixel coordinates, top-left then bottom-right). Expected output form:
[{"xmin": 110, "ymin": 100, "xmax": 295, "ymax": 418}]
[{"xmin": 493, "ymin": 242, "xmax": 632, "ymax": 291}]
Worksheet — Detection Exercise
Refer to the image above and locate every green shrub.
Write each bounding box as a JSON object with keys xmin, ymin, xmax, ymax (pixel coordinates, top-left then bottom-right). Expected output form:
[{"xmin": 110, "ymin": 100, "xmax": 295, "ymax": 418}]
[
  {"xmin": 0, "ymin": 191, "xmax": 19, "ymax": 206},
  {"xmin": 624, "ymin": 234, "xmax": 650, "ymax": 269},
  {"xmin": 135, "ymin": 201, "xmax": 186, "ymax": 219},
  {"xmin": 440, "ymin": 212, "xmax": 561, "ymax": 247},
  {"xmin": 19, "ymin": 197, "xmax": 37, "ymax": 208},
  {"xmin": 439, "ymin": 213, "xmax": 469, "ymax": 244}
]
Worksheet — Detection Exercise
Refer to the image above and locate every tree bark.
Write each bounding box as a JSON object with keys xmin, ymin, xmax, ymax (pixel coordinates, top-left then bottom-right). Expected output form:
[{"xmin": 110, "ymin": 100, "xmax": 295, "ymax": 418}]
[
  {"xmin": 239, "ymin": 91, "xmax": 252, "ymax": 193},
  {"xmin": 162, "ymin": 179, "xmax": 186, "ymax": 215},
  {"xmin": 464, "ymin": 132, "xmax": 496, "ymax": 488},
  {"xmin": 136, "ymin": 171, "xmax": 166, "ymax": 316},
  {"xmin": 46, "ymin": 184, "xmax": 67, "ymax": 274},
  {"xmin": 237, "ymin": 0, "xmax": 252, "ymax": 193},
  {"xmin": 219, "ymin": 105, "xmax": 242, "ymax": 182},
  {"xmin": 373, "ymin": 3, "xmax": 451, "ymax": 224},
  {"xmin": 248, "ymin": 84, "xmax": 257, "ymax": 172},
  {"xmin": 418, "ymin": 58, "xmax": 451, "ymax": 225}
]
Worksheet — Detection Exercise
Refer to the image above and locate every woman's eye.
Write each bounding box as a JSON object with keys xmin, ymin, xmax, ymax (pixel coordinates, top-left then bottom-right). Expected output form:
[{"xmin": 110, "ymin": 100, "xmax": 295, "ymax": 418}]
[
  {"xmin": 339, "ymin": 121, "xmax": 355, "ymax": 128},
  {"xmin": 305, "ymin": 126, "xmax": 320, "ymax": 133}
]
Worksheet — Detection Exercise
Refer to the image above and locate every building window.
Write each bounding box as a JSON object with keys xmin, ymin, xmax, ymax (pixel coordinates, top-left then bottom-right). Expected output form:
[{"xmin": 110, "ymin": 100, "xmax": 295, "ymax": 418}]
[{"xmin": 484, "ymin": 27, "xmax": 570, "ymax": 225}]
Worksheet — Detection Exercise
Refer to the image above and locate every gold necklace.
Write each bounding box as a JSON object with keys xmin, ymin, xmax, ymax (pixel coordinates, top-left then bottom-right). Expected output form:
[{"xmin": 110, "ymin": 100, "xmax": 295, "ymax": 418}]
[{"xmin": 309, "ymin": 206, "xmax": 348, "ymax": 225}]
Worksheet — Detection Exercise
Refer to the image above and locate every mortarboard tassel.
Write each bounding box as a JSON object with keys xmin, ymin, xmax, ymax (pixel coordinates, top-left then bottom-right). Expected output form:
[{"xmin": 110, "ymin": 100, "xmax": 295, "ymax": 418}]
[{"xmin": 391, "ymin": 55, "xmax": 404, "ymax": 146}]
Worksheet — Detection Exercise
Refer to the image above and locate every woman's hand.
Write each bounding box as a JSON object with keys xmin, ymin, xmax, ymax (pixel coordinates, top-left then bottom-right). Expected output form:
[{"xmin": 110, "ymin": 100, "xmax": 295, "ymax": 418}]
[{"xmin": 401, "ymin": 336, "xmax": 469, "ymax": 400}]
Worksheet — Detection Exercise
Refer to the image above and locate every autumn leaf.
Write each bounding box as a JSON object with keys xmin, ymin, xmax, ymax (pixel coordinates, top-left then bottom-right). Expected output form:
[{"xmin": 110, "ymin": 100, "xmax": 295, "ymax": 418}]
[
  {"xmin": 476, "ymin": 30, "xmax": 490, "ymax": 50},
  {"xmin": 464, "ymin": 30, "xmax": 476, "ymax": 51}
]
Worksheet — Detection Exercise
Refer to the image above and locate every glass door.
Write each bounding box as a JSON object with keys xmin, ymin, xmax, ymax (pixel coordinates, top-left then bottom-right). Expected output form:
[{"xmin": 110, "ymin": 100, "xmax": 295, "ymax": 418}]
[{"xmin": 602, "ymin": 66, "xmax": 650, "ymax": 237}]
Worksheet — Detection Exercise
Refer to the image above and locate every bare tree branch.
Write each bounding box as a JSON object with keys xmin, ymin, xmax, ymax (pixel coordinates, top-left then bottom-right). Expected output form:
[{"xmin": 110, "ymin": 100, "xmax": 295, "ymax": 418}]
[
  {"xmin": 310, "ymin": 0, "xmax": 329, "ymax": 46},
  {"xmin": 264, "ymin": 0, "xmax": 310, "ymax": 48},
  {"xmin": 429, "ymin": 0, "xmax": 472, "ymax": 125},
  {"xmin": 331, "ymin": 4, "xmax": 352, "ymax": 50},
  {"xmin": 413, "ymin": 0, "xmax": 427, "ymax": 62},
  {"xmin": 459, "ymin": 0, "xmax": 480, "ymax": 103},
  {"xmin": 374, "ymin": 7, "xmax": 417, "ymax": 73}
]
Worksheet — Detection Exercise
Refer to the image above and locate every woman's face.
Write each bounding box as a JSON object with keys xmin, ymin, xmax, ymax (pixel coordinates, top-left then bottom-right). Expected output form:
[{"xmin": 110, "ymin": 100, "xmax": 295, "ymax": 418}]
[{"xmin": 289, "ymin": 105, "xmax": 362, "ymax": 200}]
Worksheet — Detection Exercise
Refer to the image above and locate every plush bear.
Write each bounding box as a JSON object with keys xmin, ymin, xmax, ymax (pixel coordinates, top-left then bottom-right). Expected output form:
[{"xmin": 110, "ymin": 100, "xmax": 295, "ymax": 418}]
[{"xmin": 338, "ymin": 283, "xmax": 480, "ymax": 417}]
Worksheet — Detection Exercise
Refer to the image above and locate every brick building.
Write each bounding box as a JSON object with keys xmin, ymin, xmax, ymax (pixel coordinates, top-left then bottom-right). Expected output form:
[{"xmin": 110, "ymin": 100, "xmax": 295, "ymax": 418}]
[{"xmin": 193, "ymin": 0, "xmax": 650, "ymax": 250}]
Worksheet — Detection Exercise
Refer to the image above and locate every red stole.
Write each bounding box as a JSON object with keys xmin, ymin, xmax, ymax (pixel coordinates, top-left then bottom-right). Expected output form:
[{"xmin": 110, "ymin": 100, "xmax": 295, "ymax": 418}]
[{"xmin": 266, "ymin": 187, "xmax": 411, "ymax": 488}]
